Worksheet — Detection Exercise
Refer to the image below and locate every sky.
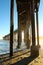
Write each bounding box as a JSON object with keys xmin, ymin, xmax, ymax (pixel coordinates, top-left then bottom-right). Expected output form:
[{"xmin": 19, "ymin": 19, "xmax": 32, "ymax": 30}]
[{"xmin": 0, "ymin": 0, "xmax": 43, "ymax": 39}]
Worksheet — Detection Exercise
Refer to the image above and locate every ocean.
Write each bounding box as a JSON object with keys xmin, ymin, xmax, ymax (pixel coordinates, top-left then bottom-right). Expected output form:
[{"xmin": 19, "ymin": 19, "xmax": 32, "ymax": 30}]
[
  {"xmin": 0, "ymin": 40, "xmax": 26, "ymax": 55},
  {"xmin": 0, "ymin": 39, "xmax": 43, "ymax": 55}
]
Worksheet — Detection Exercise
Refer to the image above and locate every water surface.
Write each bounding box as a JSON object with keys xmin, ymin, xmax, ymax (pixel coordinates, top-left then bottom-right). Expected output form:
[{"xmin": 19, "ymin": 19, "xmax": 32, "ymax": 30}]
[
  {"xmin": 0, "ymin": 39, "xmax": 43, "ymax": 55},
  {"xmin": 0, "ymin": 40, "xmax": 26, "ymax": 55}
]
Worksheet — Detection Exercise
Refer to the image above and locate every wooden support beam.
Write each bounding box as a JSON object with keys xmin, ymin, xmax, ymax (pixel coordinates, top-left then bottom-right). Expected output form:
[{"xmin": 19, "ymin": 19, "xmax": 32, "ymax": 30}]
[
  {"xmin": 30, "ymin": 0, "xmax": 39, "ymax": 56},
  {"xmin": 17, "ymin": 13, "xmax": 22, "ymax": 48},
  {"xmin": 10, "ymin": 0, "xmax": 14, "ymax": 56},
  {"xmin": 24, "ymin": 3, "xmax": 30, "ymax": 48},
  {"xmin": 36, "ymin": 3, "xmax": 39, "ymax": 46},
  {"xmin": 19, "ymin": 10, "xmax": 26, "ymax": 15},
  {"xmin": 30, "ymin": 0, "xmax": 36, "ymax": 46}
]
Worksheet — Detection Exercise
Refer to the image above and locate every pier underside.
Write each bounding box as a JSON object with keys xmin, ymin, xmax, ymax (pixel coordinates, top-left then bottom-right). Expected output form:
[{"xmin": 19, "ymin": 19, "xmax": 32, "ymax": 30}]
[
  {"xmin": 0, "ymin": 0, "xmax": 41, "ymax": 64},
  {"xmin": 3, "ymin": 0, "xmax": 40, "ymax": 57},
  {"xmin": 16, "ymin": 0, "xmax": 40, "ymax": 56}
]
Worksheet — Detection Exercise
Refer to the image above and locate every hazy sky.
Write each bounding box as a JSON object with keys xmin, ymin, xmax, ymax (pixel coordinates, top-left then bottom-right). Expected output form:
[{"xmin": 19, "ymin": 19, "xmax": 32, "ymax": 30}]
[{"xmin": 0, "ymin": 0, "xmax": 43, "ymax": 38}]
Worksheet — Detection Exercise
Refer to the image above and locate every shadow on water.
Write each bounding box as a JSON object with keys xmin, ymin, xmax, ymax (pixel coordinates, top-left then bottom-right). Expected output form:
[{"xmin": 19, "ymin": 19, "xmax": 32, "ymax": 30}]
[{"xmin": 11, "ymin": 55, "xmax": 37, "ymax": 65}]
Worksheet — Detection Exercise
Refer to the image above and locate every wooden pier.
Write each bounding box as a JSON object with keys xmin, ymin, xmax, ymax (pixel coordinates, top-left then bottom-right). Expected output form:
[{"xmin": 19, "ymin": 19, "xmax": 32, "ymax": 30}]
[{"xmin": 0, "ymin": 0, "xmax": 40, "ymax": 65}]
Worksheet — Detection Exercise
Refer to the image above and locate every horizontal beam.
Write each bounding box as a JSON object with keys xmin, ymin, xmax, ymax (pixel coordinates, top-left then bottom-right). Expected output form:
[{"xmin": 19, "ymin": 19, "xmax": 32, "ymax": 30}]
[{"xmin": 19, "ymin": 10, "xmax": 26, "ymax": 15}]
